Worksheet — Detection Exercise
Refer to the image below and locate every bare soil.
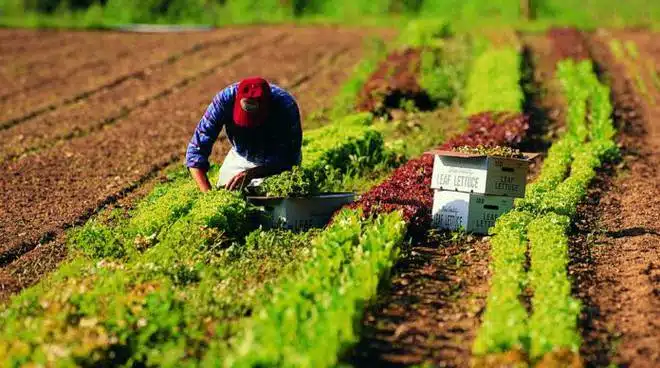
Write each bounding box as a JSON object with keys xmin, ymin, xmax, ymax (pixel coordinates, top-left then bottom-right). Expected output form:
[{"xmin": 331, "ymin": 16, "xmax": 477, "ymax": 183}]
[
  {"xmin": 0, "ymin": 30, "xmax": 86, "ymax": 64},
  {"xmin": 0, "ymin": 31, "xmax": 227, "ymax": 97},
  {"xmin": 0, "ymin": 26, "xmax": 395, "ymax": 299},
  {"xmin": 567, "ymin": 30, "xmax": 660, "ymax": 368},
  {"xmin": 0, "ymin": 29, "xmax": 247, "ymax": 126},
  {"xmin": 348, "ymin": 234, "xmax": 490, "ymax": 368},
  {"xmin": 546, "ymin": 27, "xmax": 591, "ymax": 62}
]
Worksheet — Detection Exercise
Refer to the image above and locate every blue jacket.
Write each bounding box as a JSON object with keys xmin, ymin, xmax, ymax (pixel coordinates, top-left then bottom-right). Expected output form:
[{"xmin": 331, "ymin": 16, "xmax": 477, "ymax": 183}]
[{"xmin": 185, "ymin": 82, "xmax": 302, "ymax": 171}]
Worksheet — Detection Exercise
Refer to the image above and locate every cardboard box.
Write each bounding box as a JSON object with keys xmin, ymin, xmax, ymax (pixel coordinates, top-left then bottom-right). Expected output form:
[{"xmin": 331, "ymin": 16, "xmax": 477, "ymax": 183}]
[
  {"xmin": 432, "ymin": 190, "xmax": 514, "ymax": 234},
  {"xmin": 246, "ymin": 192, "xmax": 355, "ymax": 232},
  {"xmin": 428, "ymin": 150, "xmax": 537, "ymax": 198}
]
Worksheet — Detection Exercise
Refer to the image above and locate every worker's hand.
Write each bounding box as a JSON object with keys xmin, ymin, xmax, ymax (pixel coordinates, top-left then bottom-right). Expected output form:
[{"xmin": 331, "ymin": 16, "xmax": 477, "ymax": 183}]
[{"xmin": 225, "ymin": 169, "xmax": 254, "ymax": 191}]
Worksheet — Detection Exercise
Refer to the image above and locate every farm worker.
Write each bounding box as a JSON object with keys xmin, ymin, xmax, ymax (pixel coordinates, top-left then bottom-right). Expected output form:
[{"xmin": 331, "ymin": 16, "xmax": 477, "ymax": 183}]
[{"xmin": 186, "ymin": 77, "xmax": 302, "ymax": 192}]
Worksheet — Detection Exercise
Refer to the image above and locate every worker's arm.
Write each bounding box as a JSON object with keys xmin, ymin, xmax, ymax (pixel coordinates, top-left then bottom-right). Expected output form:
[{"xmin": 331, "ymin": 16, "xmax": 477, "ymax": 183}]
[
  {"xmin": 190, "ymin": 167, "xmax": 212, "ymax": 192},
  {"xmin": 185, "ymin": 86, "xmax": 235, "ymax": 191}
]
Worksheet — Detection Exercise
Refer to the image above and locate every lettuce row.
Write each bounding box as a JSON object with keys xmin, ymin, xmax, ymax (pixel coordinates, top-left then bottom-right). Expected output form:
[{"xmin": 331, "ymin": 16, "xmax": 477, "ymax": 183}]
[
  {"xmin": 257, "ymin": 113, "xmax": 401, "ymax": 197},
  {"xmin": 527, "ymin": 213, "xmax": 580, "ymax": 359},
  {"xmin": 464, "ymin": 47, "xmax": 524, "ymax": 115},
  {"xmin": 68, "ymin": 171, "xmax": 208, "ymax": 260},
  {"xmin": 0, "ymin": 190, "xmax": 254, "ymax": 367},
  {"xmin": 525, "ymin": 60, "xmax": 616, "ymax": 359},
  {"xmin": 217, "ymin": 209, "xmax": 407, "ymax": 368},
  {"xmin": 1, "ymin": 113, "xmax": 407, "ymax": 368},
  {"xmin": 472, "ymin": 210, "xmax": 534, "ymax": 354},
  {"xmin": 473, "ymin": 59, "xmax": 618, "ymax": 360}
]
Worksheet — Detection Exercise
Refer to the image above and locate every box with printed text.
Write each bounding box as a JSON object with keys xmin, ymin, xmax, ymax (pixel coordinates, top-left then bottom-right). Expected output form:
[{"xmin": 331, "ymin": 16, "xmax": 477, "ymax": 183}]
[
  {"xmin": 428, "ymin": 150, "xmax": 536, "ymax": 198},
  {"xmin": 431, "ymin": 190, "xmax": 514, "ymax": 234}
]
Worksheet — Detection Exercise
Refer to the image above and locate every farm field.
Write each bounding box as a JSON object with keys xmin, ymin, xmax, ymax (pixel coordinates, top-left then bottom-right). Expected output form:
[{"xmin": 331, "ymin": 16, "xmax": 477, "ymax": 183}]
[
  {"xmin": 0, "ymin": 25, "xmax": 395, "ymax": 268},
  {"xmin": 0, "ymin": 22, "xmax": 659, "ymax": 368}
]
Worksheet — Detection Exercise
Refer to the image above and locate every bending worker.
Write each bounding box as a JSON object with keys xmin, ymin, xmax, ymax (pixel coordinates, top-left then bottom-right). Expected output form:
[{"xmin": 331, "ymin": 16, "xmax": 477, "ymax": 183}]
[{"xmin": 185, "ymin": 77, "xmax": 302, "ymax": 192}]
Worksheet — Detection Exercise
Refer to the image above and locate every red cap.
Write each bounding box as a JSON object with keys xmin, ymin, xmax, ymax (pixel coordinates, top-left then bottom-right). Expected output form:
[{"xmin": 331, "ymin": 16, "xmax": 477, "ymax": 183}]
[{"xmin": 233, "ymin": 77, "xmax": 272, "ymax": 128}]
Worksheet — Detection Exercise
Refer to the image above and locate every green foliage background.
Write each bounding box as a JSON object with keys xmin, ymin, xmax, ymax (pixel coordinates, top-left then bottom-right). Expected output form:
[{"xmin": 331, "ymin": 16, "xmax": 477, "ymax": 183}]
[{"xmin": 1, "ymin": 0, "xmax": 659, "ymax": 27}]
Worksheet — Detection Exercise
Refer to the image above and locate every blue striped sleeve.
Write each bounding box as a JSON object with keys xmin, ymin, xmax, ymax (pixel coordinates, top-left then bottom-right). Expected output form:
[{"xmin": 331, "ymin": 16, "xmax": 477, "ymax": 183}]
[{"xmin": 185, "ymin": 85, "xmax": 235, "ymax": 170}]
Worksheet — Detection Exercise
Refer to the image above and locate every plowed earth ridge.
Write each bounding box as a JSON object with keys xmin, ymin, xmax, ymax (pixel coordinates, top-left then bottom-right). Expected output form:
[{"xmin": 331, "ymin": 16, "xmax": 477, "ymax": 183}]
[
  {"xmin": 0, "ymin": 32, "xmax": 186, "ymax": 87},
  {"xmin": 0, "ymin": 30, "xmax": 82, "ymax": 60},
  {"xmin": 0, "ymin": 29, "xmax": 249, "ymax": 128},
  {"xmin": 0, "ymin": 27, "xmax": 390, "ymax": 273},
  {"xmin": 568, "ymin": 30, "xmax": 660, "ymax": 368},
  {"xmin": 0, "ymin": 30, "xmax": 281, "ymax": 162},
  {"xmin": 0, "ymin": 32, "xmax": 230, "ymax": 100}
]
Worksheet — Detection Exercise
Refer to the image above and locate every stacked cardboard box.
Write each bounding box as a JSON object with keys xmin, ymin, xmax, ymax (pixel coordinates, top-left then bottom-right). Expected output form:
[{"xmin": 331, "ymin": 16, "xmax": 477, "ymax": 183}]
[{"xmin": 428, "ymin": 150, "xmax": 535, "ymax": 234}]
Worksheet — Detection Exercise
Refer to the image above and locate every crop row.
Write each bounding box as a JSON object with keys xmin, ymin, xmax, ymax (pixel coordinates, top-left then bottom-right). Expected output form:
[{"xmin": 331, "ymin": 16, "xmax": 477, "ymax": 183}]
[
  {"xmin": 1, "ymin": 189, "xmax": 256, "ymax": 366},
  {"xmin": 472, "ymin": 59, "xmax": 617, "ymax": 364},
  {"xmin": 332, "ymin": 20, "xmax": 451, "ymax": 118},
  {"xmin": 211, "ymin": 23, "xmax": 479, "ymax": 366},
  {"xmin": 464, "ymin": 47, "xmax": 524, "ymax": 115},
  {"xmin": 256, "ymin": 113, "xmax": 401, "ymax": 197},
  {"xmin": 219, "ymin": 209, "xmax": 406, "ymax": 367}
]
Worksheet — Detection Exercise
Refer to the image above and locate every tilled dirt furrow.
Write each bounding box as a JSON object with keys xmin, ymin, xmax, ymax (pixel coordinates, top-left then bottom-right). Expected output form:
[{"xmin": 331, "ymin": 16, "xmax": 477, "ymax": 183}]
[
  {"xmin": 520, "ymin": 34, "xmax": 567, "ymax": 153},
  {"xmin": 0, "ymin": 30, "xmax": 240, "ymax": 99},
  {"xmin": 0, "ymin": 33, "xmax": 202, "ymax": 98},
  {"xmin": 0, "ymin": 29, "xmax": 249, "ymax": 128},
  {"xmin": 569, "ymin": 31, "xmax": 660, "ymax": 368},
  {"xmin": 0, "ymin": 30, "xmax": 221, "ymax": 67},
  {"xmin": 348, "ymin": 238, "xmax": 490, "ymax": 368},
  {"xmin": 0, "ymin": 32, "xmax": 139, "ymax": 90},
  {"xmin": 0, "ymin": 29, "xmax": 57, "ymax": 44},
  {"xmin": 0, "ymin": 31, "xmax": 130, "ymax": 72},
  {"xmin": 0, "ymin": 30, "xmax": 283, "ymax": 162},
  {"xmin": 0, "ymin": 27, "xmax": 373, "ymax": 267},
  {"xmin": 0, "ymin": 29, "xmax": 81, "ymax": 57}
]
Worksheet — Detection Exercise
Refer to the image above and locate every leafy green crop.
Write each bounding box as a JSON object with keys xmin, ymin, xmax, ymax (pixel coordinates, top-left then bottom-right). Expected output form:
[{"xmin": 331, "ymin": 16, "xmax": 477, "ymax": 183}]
[
  {"xmin": 68, "ymin": 214, "xmax": 128, "ymax": 259},
  {"xmin": 395, "ymin": 19, "xmax": 452, "ymax": 48},
  {"xmin": 455, "ymin": 144, "xmax": 524, "ymax": 158},
  {"xmin": 474, "ymin": 59, "xmax": 618, "ymax": 362},
  {"xmin": 419, "ymin": 34, "xmax": 474, "ymax": 107},
  {"xmin": 1, "ymin": 98, "xmax": 411, "ymax": 367},
  {"xmin": 217, "ymin": 209, "xmax": 407, "ymax": 367},
  {"xmin": 68, "ymin": 169, "xmax": 208, "ymax": 260},
  {"xmin": 473, "ymin": 210, "xmax": 533, "ymax": 354},
  {"xmin": 464, "ymin": 47, "xmax": 523, "ymax": 115},
  {"xmin": 257, "ymin": 113, "xmax": 401, "ymax": 197},
  {"xmin": 332, "ymin": 38, "xmax": 388, "ymax": 119},
  {"xmin": 0, "ymin": 191, "xmax": 323, "ymax": 367},
  {"xmin": 254, "ymin": 165, "xmax": 319, "ymax": 198},
  {"xmin": 527, "ymin": 213, "xmax": 581, "ymax": 358}
]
